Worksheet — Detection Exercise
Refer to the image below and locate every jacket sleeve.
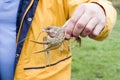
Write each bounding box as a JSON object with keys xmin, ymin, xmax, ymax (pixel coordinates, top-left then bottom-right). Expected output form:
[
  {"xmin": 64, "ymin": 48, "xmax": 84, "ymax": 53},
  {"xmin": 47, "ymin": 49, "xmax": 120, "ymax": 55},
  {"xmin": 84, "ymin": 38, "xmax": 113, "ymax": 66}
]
[{"xmin": 64, "ymin": 0, "xmax": 117, "ymax": 41}]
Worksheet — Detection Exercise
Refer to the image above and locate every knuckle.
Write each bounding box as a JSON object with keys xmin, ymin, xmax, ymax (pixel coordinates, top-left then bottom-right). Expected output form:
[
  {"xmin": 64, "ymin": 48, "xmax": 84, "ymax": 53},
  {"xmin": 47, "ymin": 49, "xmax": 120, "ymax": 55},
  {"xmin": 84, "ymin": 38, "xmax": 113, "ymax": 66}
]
[
  {"xmin": 85, "ymin": 28, "xmax": 91, "ymax": 33},
  {"xmin": 70, "ymin": 18, "xmax": 77, "ymax": 24},
  {"xmin": 73, "ymin": 31, "xmax": 79, "ymax": 37},
  {"xmin": 89, "ymin": 32, "xmax": 98, "ymax": 38},
  {"xmin": 97, "ymin": 17, "xmax": 106, "ymax": 25},
  {"xmin": 93, "ymin": 33, "xmax": 99, "ymax": 37},
  {"xmin": 76, "ymin": 22, "xmax": 85, "ymax": 29},
  {"xmin": 66, "ymin": 28, "xmax": 72, "ymax": 35},
  {"xmin": 100, "ymin": 21, "xmax": 106, "ymax": 26},
  {"xmin": 88, "ymin": 10, "xmax": 96, "ymax": 15},
  {"xmin": 80, "ymin": 28, "xmax": 91, "ymax": 37}
]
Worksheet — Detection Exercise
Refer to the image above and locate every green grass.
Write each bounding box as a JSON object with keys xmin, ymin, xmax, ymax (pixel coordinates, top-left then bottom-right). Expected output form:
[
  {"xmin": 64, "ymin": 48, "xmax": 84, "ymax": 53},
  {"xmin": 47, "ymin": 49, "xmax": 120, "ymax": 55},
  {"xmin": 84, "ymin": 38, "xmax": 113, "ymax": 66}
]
[{"xmin": 71, "ymin": 13, "xmax": 120, "ymax": 80}]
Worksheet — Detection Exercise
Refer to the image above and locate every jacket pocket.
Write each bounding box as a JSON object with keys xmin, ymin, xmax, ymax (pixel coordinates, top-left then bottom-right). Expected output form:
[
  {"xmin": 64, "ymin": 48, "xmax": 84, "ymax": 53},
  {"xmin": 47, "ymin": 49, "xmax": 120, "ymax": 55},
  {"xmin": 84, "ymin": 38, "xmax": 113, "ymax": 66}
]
[{"xmin": 24, "ymin": 55, "xmax": 72, "ymax": 70}]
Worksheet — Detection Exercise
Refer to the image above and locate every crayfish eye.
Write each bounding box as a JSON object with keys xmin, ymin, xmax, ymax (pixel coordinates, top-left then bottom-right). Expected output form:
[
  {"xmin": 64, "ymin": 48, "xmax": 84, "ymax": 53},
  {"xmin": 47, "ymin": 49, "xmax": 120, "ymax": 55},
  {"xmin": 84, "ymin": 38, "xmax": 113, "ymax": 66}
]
[{"xmin": 45, "ymin": 26, "xmax": 53, "ymax": 30}]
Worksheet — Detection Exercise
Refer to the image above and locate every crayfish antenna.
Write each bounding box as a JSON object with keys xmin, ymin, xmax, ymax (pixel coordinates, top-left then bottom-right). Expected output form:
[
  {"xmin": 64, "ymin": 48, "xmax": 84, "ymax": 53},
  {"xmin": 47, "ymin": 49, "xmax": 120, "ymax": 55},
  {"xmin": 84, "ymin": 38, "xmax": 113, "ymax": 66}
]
[
  {"xmin": 30, "ymin": 40, "xmax": 49, "ymax": 44},
  {"xmin": 32, "ymin": 48, "xmax": 48, "ymax": 53}
]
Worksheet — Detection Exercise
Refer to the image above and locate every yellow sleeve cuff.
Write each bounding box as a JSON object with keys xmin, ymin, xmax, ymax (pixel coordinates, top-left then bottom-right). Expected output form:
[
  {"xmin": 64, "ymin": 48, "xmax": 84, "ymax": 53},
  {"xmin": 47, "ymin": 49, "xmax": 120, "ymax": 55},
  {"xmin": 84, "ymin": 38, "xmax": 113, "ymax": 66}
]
[{"xmin": 89, "ymin": 0, "xmax": 117, "ymax": 41}]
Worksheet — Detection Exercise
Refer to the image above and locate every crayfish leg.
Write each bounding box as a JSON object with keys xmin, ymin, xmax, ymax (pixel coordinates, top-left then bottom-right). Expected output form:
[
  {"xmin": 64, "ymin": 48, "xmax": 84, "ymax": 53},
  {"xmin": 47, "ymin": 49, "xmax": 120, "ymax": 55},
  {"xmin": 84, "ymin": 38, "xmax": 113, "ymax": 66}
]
[
  {"xmin": 63, "ymin": 41, "xmax": 68, "ymax": 50},
  {"xmin": 59, "ymin": 46, "xmax": 63, "ymax": 56},
  {"xmin": 70, "ymin": 38, "xmax": 76, "ymax": 49},
  {"xmin": 43, "ymin": 36, "xmax": 51, "ymax": 66},
  {"xmin": 75, "ymin": 37, "xmax": 81, "ymax": 47},
  {"xmin": 44, "ymin": 51, "xmax": 50, "ymax": 66}
]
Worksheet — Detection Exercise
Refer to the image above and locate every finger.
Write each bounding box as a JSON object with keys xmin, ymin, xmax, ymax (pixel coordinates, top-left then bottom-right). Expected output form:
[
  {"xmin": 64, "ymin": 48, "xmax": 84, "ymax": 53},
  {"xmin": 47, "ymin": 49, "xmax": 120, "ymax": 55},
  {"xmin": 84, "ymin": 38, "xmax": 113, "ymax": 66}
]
[
  {"xmin": 80, "ymin": 17, "xmax": 98, "ymax": 37},
  {"xmin": 70, "ymin": 6, "xmax": 85, "ymax": 23},
  {"xmin": 64, "ymin": 8, "xmax": 85, "ymax": 39},
  {"xmin": 73, "ymin": 13, "xmax": 92, "ymax": 37},
  {"xmin": 89, "ymin": 24, "xmax": 104, "ymax": 38},
  {"xmin": 65, "ymin": 22, "xmax": 74, "ymax": 39},
  {"xmin": 63, "ymin": 5, "xmax": 85, "ymax": 29},
  {"xmin": 62, "ymin": 19, "xmax": 69, "ymax": 29}
]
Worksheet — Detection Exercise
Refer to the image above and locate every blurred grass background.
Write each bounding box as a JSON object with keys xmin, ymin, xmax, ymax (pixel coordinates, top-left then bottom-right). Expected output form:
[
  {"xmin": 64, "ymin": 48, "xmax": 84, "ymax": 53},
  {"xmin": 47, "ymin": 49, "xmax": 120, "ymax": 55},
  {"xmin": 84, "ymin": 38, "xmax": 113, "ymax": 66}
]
[{"xmin": 71, "ymin": 0, "xmax": 120, "ymax": 80}]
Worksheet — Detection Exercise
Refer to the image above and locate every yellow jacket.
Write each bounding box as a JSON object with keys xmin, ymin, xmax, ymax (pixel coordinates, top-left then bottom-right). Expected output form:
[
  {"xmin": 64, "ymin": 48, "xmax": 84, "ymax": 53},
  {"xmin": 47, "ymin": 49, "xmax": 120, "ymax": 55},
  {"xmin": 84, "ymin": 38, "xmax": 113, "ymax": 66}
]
[{"xmin": 14, "ymin": 0, "xmax": 117, "ymax": 80}]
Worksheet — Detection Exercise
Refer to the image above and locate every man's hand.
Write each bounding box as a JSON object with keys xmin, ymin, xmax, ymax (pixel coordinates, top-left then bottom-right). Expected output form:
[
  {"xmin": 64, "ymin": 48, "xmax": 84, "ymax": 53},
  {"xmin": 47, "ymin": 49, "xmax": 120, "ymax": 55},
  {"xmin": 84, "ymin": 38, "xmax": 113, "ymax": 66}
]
[{"xmin": 64, "ymin": 3, "xmax": 106, "ymax": 39}]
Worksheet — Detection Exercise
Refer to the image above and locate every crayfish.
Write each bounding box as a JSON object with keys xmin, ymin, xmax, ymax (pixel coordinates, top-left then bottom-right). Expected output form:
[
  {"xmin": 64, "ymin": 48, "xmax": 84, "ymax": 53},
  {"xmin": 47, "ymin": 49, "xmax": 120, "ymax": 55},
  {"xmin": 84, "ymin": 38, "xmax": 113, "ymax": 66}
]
[
  {"xmin": 31, "ymin": 26, "xmax": 81, "ymax": 53},
  {"xmin": 31, "ymin": 26, "xmax": 81, "ymax": 65}
]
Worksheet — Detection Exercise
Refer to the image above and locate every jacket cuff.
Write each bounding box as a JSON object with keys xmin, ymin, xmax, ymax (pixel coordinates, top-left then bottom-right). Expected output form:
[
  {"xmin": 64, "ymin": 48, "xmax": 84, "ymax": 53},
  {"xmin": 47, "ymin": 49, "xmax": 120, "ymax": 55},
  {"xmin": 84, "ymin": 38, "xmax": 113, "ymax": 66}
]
[
  {"xmin": 89, "ymin": 1, "xmax": 117, "ymax": 41},
  {"xmin": 91, "ymin": 2, "xmax": 106, "ymax": 16}
]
